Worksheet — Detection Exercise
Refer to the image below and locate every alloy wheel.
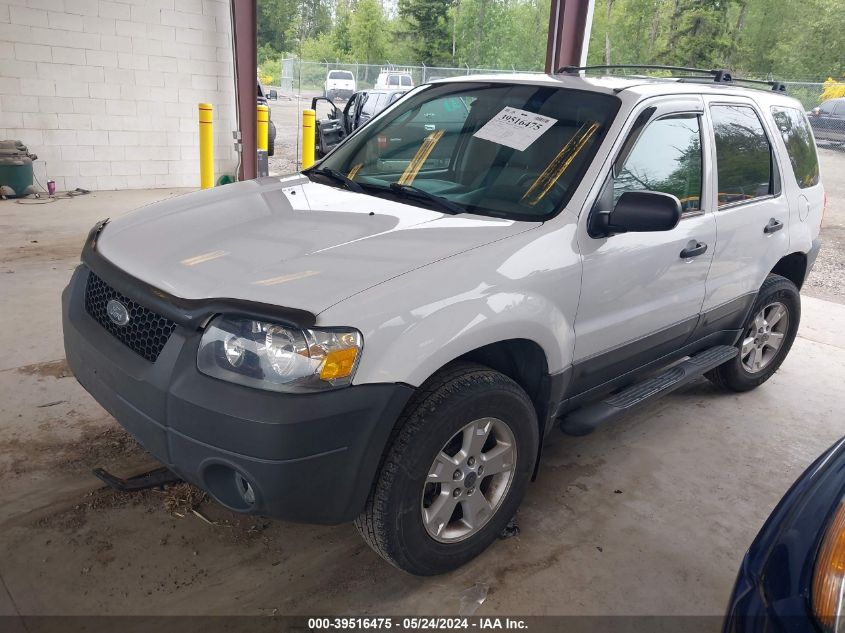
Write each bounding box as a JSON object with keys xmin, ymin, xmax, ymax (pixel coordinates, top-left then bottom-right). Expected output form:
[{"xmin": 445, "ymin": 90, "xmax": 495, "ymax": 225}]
[
  {"xmin": 421, "ymin": 417, "xmax": 517, "ymax": 543},
  {"xmin": 741, "ymin": 302, "xmax": 789, "ymax": 374}
]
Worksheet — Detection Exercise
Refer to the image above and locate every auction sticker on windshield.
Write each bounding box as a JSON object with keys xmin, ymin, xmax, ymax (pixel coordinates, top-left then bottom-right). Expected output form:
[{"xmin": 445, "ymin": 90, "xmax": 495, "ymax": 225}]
[{"xmin": 473, "ymin": 106, "xmax": 557, "ymax": 151}]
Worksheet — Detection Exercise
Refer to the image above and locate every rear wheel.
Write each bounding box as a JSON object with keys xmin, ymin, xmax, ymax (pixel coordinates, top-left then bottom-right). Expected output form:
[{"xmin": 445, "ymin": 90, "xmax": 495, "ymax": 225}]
[
  {"xmin": 706, "ymin": 274, "xmax": 800, "ymax": 392},
  {"xmin": 354, "ymin": 362, "xmax": 538, "ymax": 575}
]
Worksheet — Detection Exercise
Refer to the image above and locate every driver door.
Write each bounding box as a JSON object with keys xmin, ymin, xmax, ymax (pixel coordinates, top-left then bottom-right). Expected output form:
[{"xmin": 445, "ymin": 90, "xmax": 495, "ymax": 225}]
[
  {"xmin": 311, "ymin": 97, "xmax": 345, "ymax": 158},
  {"xmin": 572, "ymin": 96, "xmax": 717, "ymax": 395}
]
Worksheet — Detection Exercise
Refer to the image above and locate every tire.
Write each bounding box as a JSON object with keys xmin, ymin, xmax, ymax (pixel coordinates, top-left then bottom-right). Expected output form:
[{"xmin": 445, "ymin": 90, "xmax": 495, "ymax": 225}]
[
  {"xmin": 705, "ymin": 274, "xmax": 800, "ymax": 392},
  {"xmin": 267, "ymin": 122, "xmax": 276, "ymax": 157},
  {"xmin": 354, "ymin": 362, "xmax": 538, "ymax": 575}
]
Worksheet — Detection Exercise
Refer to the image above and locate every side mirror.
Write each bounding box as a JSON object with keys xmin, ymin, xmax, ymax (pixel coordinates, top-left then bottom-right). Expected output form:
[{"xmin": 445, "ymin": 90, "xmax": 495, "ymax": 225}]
[
  {"xmin": 811, "ymin": 107, "xmax": 821, "ymax": 117},
  {"xmin": 591, "ymin": 191, "xmax": 682, "ymax": 237}
]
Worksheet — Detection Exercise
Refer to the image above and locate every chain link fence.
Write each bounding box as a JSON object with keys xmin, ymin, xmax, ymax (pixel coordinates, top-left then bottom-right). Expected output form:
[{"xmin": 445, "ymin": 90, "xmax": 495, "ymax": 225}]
[{"xmin": 279, "ymin": 59, "xmax": 542, "ymax": 95}]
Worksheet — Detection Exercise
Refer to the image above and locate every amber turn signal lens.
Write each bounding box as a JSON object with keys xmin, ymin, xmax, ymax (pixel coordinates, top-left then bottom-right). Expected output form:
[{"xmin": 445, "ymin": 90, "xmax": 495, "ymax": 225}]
[
  {"xmin": 319, "ymin": 347, "xmax": 359, "ymax": 381},
  {"xmin": 813, "ymin": 501, "xmax": 845, "ymax": 633}
]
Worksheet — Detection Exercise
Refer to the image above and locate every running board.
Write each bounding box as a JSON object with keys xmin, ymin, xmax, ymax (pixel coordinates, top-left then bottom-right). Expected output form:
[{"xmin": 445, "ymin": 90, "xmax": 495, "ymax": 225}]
[{"xmin": 559, "ymin": 345, "xmax": 738, "ymax": 436}]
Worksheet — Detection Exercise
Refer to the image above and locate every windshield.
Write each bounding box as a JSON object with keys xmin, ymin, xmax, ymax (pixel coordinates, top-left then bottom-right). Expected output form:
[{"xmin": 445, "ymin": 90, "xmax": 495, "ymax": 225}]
[
  {"xmin": 313, "ymin": 82, "xmax": 619, "ymax": 220},
  {"xmin": 329, "ymin": 71, "xmax": 353, "ymax": 80}
]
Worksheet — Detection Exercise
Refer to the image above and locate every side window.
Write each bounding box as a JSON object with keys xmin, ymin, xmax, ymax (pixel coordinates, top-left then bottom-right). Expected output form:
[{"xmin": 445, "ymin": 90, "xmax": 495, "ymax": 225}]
[
  {"xmin": 388, "ymin": 75, "xmax": 400, "ymax": 87},
  {"xmin": 711, "ymin": 104, "xmax": 775, "ymax": 206},
  {"xmin": 613, "ymin": 114, "xmax": 703, "ymax": 214},
  {"xmin": 401, "ymin": 75, "xmax": 412, "ymax": 87},
  {"xmin": 771, "ymin": 106, "xmax": 820, "ymax": 189},
  {"xmin": 361, "ymin": 93, "xmax": 379, "ymax": 117}
]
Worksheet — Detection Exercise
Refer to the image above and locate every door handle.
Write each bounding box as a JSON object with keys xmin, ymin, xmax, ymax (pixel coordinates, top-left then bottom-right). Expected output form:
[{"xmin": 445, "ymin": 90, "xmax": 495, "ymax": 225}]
[
  {"xmin": 680, "ymin": 241, "xmax": 708, "ymax": 259},
  {"xmin": 424, "ymin": 124, "xmax": 436, "ymax": 131},
  {"xmin": 764, "ymin": 218, "xmax": 784, "ymax": 234}
]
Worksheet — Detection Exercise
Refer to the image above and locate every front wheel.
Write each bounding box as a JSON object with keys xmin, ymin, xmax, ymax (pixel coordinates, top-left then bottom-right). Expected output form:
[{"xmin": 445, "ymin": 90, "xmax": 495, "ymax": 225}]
[
  {"xmin": 706, "ymin": 274, "xmax": 800, "ymax": 392},
  {"xmin": 354, "ymin": 362, "xmax": 538, "ymax": 575}
]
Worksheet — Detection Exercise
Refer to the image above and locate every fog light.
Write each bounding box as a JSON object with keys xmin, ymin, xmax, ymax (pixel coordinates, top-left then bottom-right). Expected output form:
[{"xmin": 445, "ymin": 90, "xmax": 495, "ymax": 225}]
[{"xmin": 235, "ymin": 472, "xmax": 256, "ymax": 504}]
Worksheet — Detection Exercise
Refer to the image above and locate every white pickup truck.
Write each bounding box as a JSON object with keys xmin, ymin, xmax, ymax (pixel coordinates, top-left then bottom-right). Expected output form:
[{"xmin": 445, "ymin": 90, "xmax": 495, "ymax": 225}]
[
  {"xmin": 324, "ymin": 69, "xmax": 356, "ymax": 101},
  {"xmin": 63, "ymin": 70, "xmax": 823, "ymax": 576}
]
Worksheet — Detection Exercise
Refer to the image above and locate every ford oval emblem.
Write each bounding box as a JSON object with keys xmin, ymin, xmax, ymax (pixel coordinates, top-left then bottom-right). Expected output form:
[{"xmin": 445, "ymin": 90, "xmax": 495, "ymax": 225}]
[{"xmin": 106, "ymin": 299, "xmax": 130, "ymax": 326}]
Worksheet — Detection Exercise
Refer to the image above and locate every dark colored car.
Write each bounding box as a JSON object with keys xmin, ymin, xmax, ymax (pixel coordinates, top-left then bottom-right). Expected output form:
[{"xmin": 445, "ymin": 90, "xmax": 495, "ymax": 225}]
[
  {"xmin": 311, "ymin": 89, "xmax": 473, "ymax": 161},
  {"xmin": 724, "ymin": 437, "xmax": 845, "ymax": 632},
  {"xmin": 808, "ymin": 97, "xmax": 845, "ymax": 145},
  {"xmin": 311, "ymin": 89, "xmax": 409, "ymax": 158},
  {"xmin": 257, "ymin": 83, "xmax": 276, "ymax": 156}
]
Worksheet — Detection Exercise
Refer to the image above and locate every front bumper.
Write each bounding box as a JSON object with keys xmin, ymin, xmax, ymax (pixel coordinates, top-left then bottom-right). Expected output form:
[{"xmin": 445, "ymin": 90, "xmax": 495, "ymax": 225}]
[
  {"xmin": 723, "ymin": 437, "xmax": 845, "ymax": 632},
  {"xmin": 62, "ymin": 264, "xmax": 413, "ymax": 524},
  {"xmin": 805, "ymin": 237, "xmax": 822, "ymax": 280},
  {"xmin": 327, "ymin": 88, "xmax": 353, "ymax": 99}
]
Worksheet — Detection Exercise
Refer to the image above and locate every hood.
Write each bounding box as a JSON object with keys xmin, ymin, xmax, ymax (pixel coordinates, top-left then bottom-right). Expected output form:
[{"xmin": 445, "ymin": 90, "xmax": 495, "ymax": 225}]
[{"xmin": 97, "ymin": 175, "xmax": 537, "ymax": 315}]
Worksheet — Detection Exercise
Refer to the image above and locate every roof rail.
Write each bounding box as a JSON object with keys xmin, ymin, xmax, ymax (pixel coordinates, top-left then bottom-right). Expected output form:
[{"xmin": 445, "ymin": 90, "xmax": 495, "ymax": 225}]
[{"xmin": 558, "ymin": 65, "xmax": 787, "ymax": 92}]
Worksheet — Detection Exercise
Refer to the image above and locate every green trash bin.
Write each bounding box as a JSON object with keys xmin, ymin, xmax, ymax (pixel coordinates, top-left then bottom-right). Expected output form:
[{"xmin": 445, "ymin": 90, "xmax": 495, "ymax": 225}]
[{"xmin": 0, "ymin": 140, "xmax": 37, "ymax": 198}]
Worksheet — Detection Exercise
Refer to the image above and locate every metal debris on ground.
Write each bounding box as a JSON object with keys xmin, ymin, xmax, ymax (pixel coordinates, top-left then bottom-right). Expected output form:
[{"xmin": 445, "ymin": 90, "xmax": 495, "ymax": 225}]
[{"xmin": 458, "ymin": 583, "xmax": 489, "ymax": 616}]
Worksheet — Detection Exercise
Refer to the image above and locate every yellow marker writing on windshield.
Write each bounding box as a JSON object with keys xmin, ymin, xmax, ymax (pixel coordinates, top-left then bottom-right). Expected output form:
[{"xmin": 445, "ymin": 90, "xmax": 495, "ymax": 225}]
[
  {"xmin": 521, "ymin": 121, "xmax": 600, "ymax": 207},
  {"xmin": 398, "ymin": 129, "xmax": 445, "ymax": 186},
  {"xmin": 348, "ymin": 163, "xmax": 363, "ymax": 180}
]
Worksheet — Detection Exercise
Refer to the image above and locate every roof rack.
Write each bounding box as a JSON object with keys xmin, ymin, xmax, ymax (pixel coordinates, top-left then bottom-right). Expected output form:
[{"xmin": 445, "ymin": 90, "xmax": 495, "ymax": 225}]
[{"xmin": 558, "ymin": 65, "xmax": 787, "ymax": 92}]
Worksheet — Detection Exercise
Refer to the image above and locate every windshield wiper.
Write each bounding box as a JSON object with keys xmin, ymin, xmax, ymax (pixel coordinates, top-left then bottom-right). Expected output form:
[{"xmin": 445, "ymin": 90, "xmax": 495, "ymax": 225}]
[
  {"xmin": 307, "ymin": 168, "xmax": 364, "ymax": 193},
  {"xmin": 388, "ymin": 183, "xmax": 464, "ymax": 215}
]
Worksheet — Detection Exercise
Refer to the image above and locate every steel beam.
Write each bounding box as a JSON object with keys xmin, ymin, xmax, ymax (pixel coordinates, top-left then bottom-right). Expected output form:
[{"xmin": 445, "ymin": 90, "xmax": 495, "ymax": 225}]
[
  {"xmin": 231, "ymin": 0, "xmax": 256, "ymax": 180},
  {"xmin": 545, "ymin": 0, "xmax": 595, "ymax": 73}
]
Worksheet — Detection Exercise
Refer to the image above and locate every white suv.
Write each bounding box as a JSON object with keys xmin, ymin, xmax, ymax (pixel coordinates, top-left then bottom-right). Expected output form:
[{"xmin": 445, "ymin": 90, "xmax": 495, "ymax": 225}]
[{"xmin": 63, "ymin": 71, "xmax": 823, "ymax": 576}]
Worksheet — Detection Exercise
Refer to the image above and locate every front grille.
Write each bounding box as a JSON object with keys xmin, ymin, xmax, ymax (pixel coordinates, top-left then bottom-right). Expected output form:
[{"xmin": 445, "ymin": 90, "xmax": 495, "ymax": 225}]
[{"xmin": 84, "ymin": 272, "xmax": 177, "ymax": 362}]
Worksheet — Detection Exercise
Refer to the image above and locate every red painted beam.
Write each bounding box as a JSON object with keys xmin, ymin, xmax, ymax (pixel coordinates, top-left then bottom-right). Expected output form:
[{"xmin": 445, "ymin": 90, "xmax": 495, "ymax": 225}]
[
  {"xmin": 231, "ymin": 0, "xmax": 256, "ymax": 180},
  {"xmin": 545, "ymin": 0, "xmax": 594, "ymax": 73}
]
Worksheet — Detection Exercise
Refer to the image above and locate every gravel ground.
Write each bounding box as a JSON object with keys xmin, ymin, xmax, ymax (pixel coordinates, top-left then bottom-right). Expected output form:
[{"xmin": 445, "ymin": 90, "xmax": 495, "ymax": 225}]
[{"xmin": 804, "ymin": 145, "xmax": 845, "ymax": 303}]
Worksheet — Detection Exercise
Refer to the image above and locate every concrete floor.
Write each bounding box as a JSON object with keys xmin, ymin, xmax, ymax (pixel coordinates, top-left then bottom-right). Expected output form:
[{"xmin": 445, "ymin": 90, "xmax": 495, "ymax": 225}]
[{"xmin": 0, "ymin": 161, "xmax": 843, "ymax": 616}]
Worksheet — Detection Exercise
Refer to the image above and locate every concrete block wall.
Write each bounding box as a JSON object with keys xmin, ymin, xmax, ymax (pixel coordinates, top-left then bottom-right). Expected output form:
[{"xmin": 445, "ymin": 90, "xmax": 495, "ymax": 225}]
[{"xmin": 0, "ymin": 0, "xmax": 237, "ymax": 191}]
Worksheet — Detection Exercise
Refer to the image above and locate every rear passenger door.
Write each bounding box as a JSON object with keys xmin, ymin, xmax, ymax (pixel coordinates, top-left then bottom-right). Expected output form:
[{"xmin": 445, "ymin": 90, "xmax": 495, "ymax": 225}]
[
  {"xmin": 701, "ymin": 98, "xmax": 790, "ymax": 314},
  {"xmin": 827, "ymin": 101, "xmax": 845, "ymax": 142}
]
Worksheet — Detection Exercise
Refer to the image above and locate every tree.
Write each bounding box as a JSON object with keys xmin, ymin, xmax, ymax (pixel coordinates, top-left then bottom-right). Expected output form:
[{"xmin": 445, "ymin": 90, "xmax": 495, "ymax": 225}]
[
  {"xmin": 397, "ymin": 0, "xmax": 453, "ymax": 66},
  {"xmin": 257, "ymin": 0, "xmax": 299, "ymax": 56},
  {"xmin": 350, "ymin": 0, "xmax": 388, "ymax": 65},
  {"xmin": 333, "ymin": 1, "xmax": 354, "ymax": 58}
]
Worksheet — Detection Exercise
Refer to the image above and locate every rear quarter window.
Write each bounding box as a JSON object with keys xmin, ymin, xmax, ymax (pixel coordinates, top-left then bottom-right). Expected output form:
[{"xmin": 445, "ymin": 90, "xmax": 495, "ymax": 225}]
[{"xmin": 771, "ymin": 106, "xmax": 820, "ymax": 189}]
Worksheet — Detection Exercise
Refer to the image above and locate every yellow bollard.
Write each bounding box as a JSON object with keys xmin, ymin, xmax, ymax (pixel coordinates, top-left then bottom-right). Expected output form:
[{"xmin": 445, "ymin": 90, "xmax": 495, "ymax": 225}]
[
  {"xmin": 302, "ymin": 108, "xmax": 316, "ymax": 169},
  {"xmin": 256, "ymin": 104, "xmax": 269, "ymax": 152},
  {"xmin": 198, "ymin": 103, "xmax": 214, "ymax": 189}
]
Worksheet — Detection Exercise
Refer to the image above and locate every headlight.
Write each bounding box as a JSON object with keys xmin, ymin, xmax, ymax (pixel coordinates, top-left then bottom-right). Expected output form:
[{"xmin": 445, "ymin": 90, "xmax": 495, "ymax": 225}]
[
  {"xmin": 813, "ymin": 500, "xmax": 845, "ymax": 633},
  {"xmin": 197, "ymin": 316, "xmax": 362, "ymax": 392}
]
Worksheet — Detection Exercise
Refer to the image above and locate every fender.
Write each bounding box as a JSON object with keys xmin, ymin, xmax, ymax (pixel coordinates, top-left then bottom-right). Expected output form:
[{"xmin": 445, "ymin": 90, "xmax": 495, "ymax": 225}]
[{"xmin": 319, "ymin": 220, "xmax": 583, "ymax": 388}]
